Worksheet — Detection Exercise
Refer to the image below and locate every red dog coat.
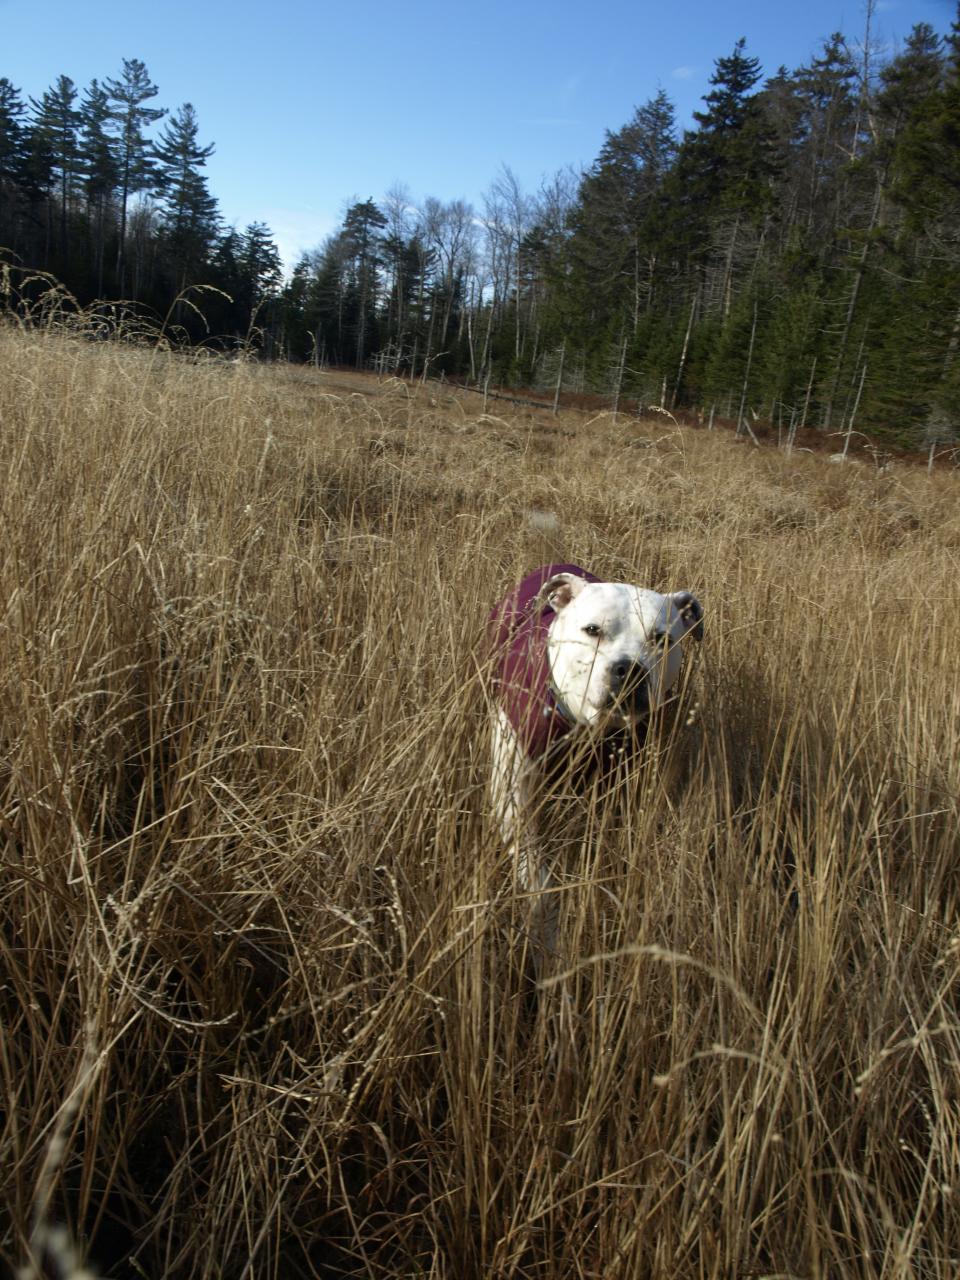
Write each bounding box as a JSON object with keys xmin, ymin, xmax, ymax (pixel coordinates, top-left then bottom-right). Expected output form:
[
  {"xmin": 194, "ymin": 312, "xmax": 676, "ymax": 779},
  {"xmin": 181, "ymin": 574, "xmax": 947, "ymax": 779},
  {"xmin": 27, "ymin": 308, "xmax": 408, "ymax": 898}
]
[{"xmin": 489, "ymin": 564, "xmax": 600, "ymax": 758}]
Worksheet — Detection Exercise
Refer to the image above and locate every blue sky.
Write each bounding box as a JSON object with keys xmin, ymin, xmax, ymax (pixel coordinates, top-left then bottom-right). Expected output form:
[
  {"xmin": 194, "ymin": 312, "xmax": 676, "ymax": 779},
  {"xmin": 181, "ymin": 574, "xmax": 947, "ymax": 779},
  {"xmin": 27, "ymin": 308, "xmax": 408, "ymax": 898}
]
[{"xmin": 3, "ymin": 0, "xmax": 954, "ymax": 269}]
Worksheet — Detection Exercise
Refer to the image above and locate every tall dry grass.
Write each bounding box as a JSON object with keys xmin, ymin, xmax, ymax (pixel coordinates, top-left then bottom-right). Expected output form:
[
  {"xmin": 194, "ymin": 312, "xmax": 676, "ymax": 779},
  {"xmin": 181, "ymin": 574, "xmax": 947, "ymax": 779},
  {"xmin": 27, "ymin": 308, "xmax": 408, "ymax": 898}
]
[{"xmin": 0, "ymin": 318, "xmax": 958, "ymax": 1278}]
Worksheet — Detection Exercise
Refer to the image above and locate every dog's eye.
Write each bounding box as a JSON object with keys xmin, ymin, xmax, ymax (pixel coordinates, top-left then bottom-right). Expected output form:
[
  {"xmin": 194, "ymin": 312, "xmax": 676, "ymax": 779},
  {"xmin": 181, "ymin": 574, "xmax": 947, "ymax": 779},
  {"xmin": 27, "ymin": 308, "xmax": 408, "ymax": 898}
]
[{"xmin": 582, "ymin": 623, "xmax": 602, "ymax": 638}]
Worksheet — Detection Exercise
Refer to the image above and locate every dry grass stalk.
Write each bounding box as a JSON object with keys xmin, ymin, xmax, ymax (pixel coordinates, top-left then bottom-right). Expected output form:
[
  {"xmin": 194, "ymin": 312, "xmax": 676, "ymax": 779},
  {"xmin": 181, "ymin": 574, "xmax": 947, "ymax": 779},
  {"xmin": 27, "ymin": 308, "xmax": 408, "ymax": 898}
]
[{"xmin": 0, "ymin": 308, "xmax": 958, "ymax": 1277}]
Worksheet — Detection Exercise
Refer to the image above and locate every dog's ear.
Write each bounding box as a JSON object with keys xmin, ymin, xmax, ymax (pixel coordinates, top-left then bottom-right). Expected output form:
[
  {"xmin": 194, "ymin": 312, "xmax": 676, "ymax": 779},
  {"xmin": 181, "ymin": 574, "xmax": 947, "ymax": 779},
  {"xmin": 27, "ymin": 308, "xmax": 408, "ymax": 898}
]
[
  {"xmin": 670, "ymin": 591, "xmax": 704, "ymax": 640},
  {"xmin": 542, "ymin": 572, "xmax": 589, "ymax": 612}
]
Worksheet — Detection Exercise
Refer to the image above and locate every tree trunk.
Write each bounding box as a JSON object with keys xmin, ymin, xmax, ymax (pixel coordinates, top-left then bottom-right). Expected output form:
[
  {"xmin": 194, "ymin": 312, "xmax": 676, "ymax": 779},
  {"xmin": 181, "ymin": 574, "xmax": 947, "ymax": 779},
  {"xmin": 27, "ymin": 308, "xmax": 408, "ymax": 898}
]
[
  {"xmin": 735, "ymin": 299, "xmax": 759, "ymax": 439},
  {"xmin": 823, "ymin": 180, "xmax": 882, "ymax": 429},
  {"xmin": 722, "ymin": 215, "xmax": 740, "ymax": 320},
  {"xmin": 672, "ymin": 288, "xmax": 699, "ymax": 408},
  {"xmin": 611, "ymin": 334, "xmax": 628, "ymax": 421},
  {"xmin": 553, "ymin": 339, "xmax": 566, "ymax": 416},
  {"xmin": 842, "ymin": 364, "xmax": 867, "ymax": 457}
]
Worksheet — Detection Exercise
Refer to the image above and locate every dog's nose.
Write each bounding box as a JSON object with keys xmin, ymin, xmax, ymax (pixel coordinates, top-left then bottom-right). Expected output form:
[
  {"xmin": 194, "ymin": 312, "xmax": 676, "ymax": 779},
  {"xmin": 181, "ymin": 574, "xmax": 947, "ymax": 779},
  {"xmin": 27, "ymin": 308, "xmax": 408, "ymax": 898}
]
[{"xmin": 609, "ymin": 659, "xmax": 647, "ymax": 695}]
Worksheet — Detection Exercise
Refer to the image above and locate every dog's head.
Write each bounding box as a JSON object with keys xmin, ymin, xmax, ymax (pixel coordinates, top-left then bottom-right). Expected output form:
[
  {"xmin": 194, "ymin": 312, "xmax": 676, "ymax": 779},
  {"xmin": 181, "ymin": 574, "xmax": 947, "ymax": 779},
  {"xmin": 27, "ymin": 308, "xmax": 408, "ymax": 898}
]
[{"xmin": 543, "ymin": 572, "xmax": 703, "ymax": 727}]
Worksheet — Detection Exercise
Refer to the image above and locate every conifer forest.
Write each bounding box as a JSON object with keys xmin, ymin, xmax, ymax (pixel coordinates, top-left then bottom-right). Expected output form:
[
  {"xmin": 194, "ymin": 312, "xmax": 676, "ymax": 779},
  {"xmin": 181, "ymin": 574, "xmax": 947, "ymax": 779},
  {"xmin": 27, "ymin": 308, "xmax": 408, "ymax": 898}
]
[{"xmin": 2, "ymin": 11, "xmax": 959, "ymax": 448}]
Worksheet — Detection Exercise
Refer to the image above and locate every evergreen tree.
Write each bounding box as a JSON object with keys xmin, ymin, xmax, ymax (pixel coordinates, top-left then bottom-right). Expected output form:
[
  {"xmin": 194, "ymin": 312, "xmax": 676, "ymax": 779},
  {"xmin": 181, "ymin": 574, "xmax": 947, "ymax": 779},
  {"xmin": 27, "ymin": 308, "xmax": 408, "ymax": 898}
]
[
  {"xmin": 215, "ymin": 221, "xmax": 283, "ymax": 350},
  {"xmin": 670, "ymin": 39, "xmax": 779, "ymax": 239},
  {"xmin": 0, "ymin": 79, "xmax": 28, "ymax": 251},
  {"xmin": 380, "ymin": 231, "xmax": 432, "ymax": 371},
  {"xmin": 695, "ymin": 37, "xmax": 764, "ymax": 132},
  {"xmin": 104, "ymin": 58, "xmax": 165, "ymax": 293},
  {"xmin": 29, "ymin": 75, "xmax": 82, "ymax": 267},
  {"xmin": 659, "ymin": 36, "xmax": 779, "ymax": 355},
  {"xmin": 880, "ymin": 15, "xmax": 960, "ymax": 431},
  {"xmin": 311, "ymin": 232, "xmax": 353, "ymax": 363},
  {"xmin": 877, "ymin": 23, "xmax": 944, "ymax": 142},
  {"xmin": 787, "ymin": 34, "xmax": 859, "ymax": 239},
  {"xmin": 342, "ymin": 199, "xmax": 387, "ymax": 365},
  {"xmin": 0, "ymin": 78, "xmax": 26, "ymax": 187},
  {"xmin": 567, "ymin": 91, "xmax": 678, "ymax": 337},
  {"xmin": 2, "ymin": 13, "xmax": 959, "ymax": 441},
  {"xmin": 78, "ymin": 79, "xmax": 118, "ymax": 295},
  {"xmin": 240, "ymin": 221, "xmax": 281, "ymax": 297},
  {"xmin": 888, "ymin": 16, "xmax": 960, "ymax": 226},
  {"xmin": 279, "ymin": 254, "xmax": 313, "ymax": 362},
  {"xmin": 154, "ymin": 103, "xmax": 219, "ymax": 288}
]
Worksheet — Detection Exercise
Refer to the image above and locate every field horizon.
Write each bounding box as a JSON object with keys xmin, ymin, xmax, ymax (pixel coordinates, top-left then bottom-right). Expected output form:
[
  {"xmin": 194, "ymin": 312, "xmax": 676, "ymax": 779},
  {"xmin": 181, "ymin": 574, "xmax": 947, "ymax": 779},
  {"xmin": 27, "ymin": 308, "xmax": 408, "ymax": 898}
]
[{"xmin": 2, "ymin": 323, "xmax": 959, "ymax": 1278}]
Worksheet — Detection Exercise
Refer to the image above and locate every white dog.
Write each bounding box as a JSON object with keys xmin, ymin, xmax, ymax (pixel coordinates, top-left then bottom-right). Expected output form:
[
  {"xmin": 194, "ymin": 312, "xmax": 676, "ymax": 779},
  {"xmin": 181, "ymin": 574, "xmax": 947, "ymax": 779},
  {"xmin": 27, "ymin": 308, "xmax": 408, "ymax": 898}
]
[{"xmin": 489, "ymin": 564, "xmax": 703, "ymax": 971}]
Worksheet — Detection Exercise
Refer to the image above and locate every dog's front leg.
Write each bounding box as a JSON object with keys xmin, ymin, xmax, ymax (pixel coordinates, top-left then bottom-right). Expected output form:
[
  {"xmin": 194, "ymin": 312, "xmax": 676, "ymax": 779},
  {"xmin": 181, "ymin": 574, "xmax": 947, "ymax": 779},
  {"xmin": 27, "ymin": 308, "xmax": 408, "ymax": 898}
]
[{"xmin": 490, "ymin": 707, "xmax": 559, "ymax": 977}]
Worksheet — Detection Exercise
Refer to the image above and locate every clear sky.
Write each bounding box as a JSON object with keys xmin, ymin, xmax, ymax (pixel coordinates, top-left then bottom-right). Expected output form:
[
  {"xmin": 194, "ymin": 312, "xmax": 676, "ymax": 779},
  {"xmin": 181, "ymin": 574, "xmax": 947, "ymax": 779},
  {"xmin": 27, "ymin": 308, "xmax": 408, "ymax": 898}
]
[{"xmin": 3, "ymin": 0, "xmax": 954, "ymax": 269}]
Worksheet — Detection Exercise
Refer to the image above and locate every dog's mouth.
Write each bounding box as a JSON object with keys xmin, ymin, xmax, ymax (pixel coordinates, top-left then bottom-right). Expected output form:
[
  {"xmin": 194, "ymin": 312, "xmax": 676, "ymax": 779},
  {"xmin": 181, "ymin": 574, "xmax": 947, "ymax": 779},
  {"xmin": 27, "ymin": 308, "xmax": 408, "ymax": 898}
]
[
  {"xmin": 603, "ymin": 694, "xmax": 650, "ymax": 730},
  {"xmin": 606, "ymin": 669, "xmax": 651, "ymax": 719}
]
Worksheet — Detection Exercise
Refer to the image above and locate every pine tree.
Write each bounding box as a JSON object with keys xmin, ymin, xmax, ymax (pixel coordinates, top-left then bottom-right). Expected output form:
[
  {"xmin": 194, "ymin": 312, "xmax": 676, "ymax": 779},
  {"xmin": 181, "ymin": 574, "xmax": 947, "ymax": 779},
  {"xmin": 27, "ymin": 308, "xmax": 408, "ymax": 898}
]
[
  {"xmin": 880, "ymin": 14, "xmax": 960, "ymax": 432},
  {"xmin": 310, "ymin": 232, "xmax": 353, "ymax": 364},
  {"xmin": 567, "ymin": 91, "xmax": 678, "ymax": 337},
  {"xmin": 342, "ymin": 199, "xmax": 387, "ymax": 365},
  {"xmin": 380, "ymin": 231, "xmax": 433, "ymax": 372},
  {"xmin": 887, "ymin": 15, "xmax": 959, "ymax": 227},
  {"xmin": 78, "ymin": 79, "xmax": 118, "ymax": 295},
  {"xmin": 877, "ymin": 23, "xmax": 944, "ymax": 143},
  {"xmin": 104, "ymin": 59, "xmax": 165, "ymax": 293},
  {"xmin": 154, "ymin": 103, "xmax": 219, "ymax": 288},
  {"xmin": 662, "ymin": 36, "xmax": 779, "ymax": 348},
  {"xmin": 279, "ymin": 255, "xmax": 314, "ymax": 362},
  {"xmin": 694, "ymin": 38, "xmax": 780, "ymax": 218},
  {"xmin": 695, "ymin": 38, "xmax": 764, "ymax": 133},
  {"xmin": 787, "ymin": 35, "xmax": 859, "ymax": 239},
  {"xmin": 239, "ymin": 221, "xmax": 282, "ymax": 300},
  {"xmin": 0, "ymin": 78, "xmax": 26, "ymax": 185},
  {"xmin": 29, "ymin": 75, "xmax": 82, "ymax": 267},
  {"xmin": 0, "ymin": 79, "xmax": 28, "ymax": 252},
  {"xmin": 216, "ymin": 221, "xmax": 283, "ymax": 350}
]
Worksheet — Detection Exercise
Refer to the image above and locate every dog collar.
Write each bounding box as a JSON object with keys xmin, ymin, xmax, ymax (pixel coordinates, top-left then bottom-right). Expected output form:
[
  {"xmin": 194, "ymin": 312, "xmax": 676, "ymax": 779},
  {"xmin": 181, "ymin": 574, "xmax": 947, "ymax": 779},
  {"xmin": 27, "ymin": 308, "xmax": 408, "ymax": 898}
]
[{"xmin": 545, "ymin": 681, "xmax": 577, "ymax": 728}]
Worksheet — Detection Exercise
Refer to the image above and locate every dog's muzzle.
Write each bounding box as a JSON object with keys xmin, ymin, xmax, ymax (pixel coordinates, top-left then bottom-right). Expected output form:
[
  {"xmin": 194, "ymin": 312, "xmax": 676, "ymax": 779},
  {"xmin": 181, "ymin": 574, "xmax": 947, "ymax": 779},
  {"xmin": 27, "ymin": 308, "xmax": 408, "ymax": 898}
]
[{"xmin": 607, "ymin": 659, "xmax": 651, "ymax": 716}]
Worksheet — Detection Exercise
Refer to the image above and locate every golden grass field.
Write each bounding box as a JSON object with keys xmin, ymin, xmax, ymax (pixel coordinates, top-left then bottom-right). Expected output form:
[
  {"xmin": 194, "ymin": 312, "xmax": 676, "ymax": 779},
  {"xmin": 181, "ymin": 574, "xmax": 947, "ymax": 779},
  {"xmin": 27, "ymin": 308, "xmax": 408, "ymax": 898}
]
[{"xmin": 1, "ymin": 322, "xmax": 959, "ymax": 1278}]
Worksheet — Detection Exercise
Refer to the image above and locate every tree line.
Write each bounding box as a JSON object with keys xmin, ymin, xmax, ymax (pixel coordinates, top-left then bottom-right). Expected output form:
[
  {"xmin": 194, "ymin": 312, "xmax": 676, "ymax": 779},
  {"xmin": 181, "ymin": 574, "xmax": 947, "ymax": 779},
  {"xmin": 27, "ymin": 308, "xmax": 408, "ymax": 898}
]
[
  {"xmin": 0, "ymin": 59, "xmax": 282, "ymax": 344},
  {"xmin": 2, "ymin": 12, "xmax": 959, "ymax": 446}
]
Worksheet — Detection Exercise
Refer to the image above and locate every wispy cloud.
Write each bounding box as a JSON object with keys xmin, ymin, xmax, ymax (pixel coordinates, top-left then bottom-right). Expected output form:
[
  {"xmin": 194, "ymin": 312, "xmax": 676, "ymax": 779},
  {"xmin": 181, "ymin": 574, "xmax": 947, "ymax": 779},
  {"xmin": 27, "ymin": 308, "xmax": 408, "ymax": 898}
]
[{"xmin": 672, "ymin": 65, "xmax": 696, "ymax": 80}]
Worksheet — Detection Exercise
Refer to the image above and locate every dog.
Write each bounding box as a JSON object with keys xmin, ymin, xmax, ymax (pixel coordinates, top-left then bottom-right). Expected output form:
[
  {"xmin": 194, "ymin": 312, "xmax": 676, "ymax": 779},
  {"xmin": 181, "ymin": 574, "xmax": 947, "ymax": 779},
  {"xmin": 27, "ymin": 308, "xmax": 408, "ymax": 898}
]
[{"xmin": 489, "ymin": 564, "xmax": 704, "ymax": 973}]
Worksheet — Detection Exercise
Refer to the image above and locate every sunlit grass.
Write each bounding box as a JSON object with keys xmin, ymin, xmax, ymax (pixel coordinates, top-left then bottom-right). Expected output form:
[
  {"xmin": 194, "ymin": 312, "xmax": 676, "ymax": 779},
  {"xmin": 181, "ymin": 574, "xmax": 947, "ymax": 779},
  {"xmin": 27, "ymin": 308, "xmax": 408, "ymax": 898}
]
[{"xmin": 1, "ymin": 315, "xmax": 958, "ymax": 1277}]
